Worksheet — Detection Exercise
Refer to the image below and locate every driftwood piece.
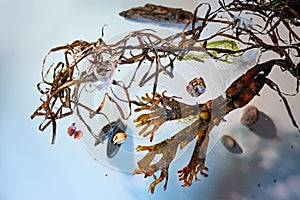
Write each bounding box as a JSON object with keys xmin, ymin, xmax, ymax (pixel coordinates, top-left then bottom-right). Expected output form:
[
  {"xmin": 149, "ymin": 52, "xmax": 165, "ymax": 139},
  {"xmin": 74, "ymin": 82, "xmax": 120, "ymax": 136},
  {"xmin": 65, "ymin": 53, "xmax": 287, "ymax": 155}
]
[{"xmin": 119, "ymin": 4, "xmax": 193, "ymax": 24}]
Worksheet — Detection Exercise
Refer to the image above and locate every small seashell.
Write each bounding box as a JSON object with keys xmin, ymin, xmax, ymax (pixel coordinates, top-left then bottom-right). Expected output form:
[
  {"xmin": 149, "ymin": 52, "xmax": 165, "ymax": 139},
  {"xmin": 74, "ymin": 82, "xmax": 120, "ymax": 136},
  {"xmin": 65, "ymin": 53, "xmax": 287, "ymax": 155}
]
[
  {"xmin": 95, "ymin": 119, "xmax": 126, "ymax": 146},
  {"xmin": 186, "ymin": 77, "xmax": 206, "ymax": 97},
  {"xmin": 67, "ymin": 123, "xmax": 83, "ymax": 140},
  {"xmin": 94, "ymin": 119, "xmax": 127, "ymax": 158},
  {"xmin": 240, "ymin": 105, "xmax": 259, "ymax": 126},
  {"xmin": 112, "ymin": 132, "xmax": 127, "ymax": 144},
  {"xmin": 67, "ymin": 123, "xmax": 76, "ymax": 136},
  {"xmin": 74, "ymin": 130, "xmax": 83, "ymax": 140},
  {"xmin": 95, "ymin": 121, "xmax": 118, "ymax": 146}
]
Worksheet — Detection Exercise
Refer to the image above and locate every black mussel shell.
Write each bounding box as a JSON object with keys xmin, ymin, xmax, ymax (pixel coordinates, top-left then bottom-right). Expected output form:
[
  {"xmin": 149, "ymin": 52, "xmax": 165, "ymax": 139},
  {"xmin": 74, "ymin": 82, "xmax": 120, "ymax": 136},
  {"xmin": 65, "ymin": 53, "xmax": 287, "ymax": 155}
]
[
  {"xmin": 94, "ymin": 119, "xmax": 126, "ymax": 158},
  {"xmin": 106, "ymin": 132, "xmax": 120, "ymax": 158},
  {"xmin": 95, "ymin": 121, "xmax": 117, "ymax": 146}
]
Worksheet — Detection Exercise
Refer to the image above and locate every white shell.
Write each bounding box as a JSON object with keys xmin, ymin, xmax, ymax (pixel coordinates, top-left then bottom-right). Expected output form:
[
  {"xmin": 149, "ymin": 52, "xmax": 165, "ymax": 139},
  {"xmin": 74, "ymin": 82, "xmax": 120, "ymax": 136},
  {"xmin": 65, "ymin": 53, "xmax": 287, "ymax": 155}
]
[{"xmin": 112, "ymin": 132, "xmax": 127, "ymax": 144}]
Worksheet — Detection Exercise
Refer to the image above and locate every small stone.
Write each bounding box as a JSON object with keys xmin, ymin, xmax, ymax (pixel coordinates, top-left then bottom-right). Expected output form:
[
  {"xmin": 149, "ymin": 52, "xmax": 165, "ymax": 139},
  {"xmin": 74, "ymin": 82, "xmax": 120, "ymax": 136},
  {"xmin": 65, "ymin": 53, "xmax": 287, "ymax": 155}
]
[
  {"xmin": 240, "ymin": 105, "xmax": 259, "ymax": 126},
  {"xmin": 221, "ymin": 134, "xmax": 237, "ymax": 149}
]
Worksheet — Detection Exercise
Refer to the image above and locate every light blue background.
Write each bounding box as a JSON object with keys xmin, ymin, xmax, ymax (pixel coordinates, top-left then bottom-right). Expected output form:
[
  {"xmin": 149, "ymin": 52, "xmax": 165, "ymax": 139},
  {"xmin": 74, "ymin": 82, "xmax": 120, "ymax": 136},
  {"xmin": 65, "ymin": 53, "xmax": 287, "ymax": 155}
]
[{"xmin": 1, "ymin": 0, "xmax": 300, "ymax": 199}]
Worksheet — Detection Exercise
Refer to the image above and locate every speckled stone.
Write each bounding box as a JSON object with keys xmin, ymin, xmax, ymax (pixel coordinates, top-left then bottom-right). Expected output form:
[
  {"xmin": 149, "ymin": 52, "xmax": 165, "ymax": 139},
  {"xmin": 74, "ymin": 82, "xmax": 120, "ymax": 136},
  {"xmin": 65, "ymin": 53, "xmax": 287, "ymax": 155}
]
[
  {"xmin": 221, "ymin": 134, "xmax": 236, "ymax": 149},
  {"xmin": 240, "ymin": 105, "xmax": 259, "ymax": 126}
]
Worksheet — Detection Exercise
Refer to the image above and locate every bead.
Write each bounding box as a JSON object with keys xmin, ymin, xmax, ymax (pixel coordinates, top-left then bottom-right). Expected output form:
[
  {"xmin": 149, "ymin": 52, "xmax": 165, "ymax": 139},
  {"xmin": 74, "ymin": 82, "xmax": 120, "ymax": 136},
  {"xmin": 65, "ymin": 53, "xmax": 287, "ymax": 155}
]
[{"xmin": 199, "ymin": 110, "xmax": 210, "ymax": 120}]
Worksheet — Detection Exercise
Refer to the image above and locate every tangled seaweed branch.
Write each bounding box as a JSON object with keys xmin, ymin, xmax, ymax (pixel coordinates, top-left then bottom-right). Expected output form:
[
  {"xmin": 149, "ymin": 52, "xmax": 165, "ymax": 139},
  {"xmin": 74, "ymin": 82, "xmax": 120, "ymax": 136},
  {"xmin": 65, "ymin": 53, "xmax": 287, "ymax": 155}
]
[{"xmin": 133, "ymin": 58, "xmax": 299, "ymax": 192}]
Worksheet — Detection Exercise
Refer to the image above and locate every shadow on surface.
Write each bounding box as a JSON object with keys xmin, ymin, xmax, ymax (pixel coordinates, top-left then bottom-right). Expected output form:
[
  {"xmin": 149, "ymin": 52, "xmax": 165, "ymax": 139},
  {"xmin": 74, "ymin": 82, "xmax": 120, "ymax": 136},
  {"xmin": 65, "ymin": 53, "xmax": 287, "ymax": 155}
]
[{"xmin": 249, "ymin": 112, "xmax": 278, "ymax": 139}]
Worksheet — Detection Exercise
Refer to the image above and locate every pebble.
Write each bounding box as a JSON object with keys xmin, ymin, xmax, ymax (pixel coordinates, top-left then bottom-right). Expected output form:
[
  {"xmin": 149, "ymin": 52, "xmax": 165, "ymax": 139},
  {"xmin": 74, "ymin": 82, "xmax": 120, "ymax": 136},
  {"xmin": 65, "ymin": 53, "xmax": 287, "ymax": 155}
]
[
  {"xmin": 220, "ymin": 134, "xmax": 237, "ymax": 149},
  {"xmin": 240, "ymin": 105, "xmax": 259, "ymax": 126}
]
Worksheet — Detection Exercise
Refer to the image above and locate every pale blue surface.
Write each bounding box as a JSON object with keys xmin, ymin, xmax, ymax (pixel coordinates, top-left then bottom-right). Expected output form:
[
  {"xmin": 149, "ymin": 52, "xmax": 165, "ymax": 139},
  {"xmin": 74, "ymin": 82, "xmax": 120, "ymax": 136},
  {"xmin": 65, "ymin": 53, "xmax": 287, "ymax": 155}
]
[{"xmin": 1, "ymin": 1, "xmax": 300, "ymax": 200}]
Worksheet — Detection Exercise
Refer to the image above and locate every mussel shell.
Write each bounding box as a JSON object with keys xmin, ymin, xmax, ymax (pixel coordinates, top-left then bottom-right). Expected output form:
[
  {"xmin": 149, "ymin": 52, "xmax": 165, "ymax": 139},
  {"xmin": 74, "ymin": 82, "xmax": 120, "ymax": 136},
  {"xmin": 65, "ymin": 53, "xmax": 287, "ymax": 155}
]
[
  {"xmin": 94, "ymin": 119, "xmax": 126, "ymax": 158},
  {"xmin": 95, "ymin": 119, "xmax": 126, "ymax": 146},
  {"xmin": 94, "ymin": 121, "xmax": 117, "ymax": 146},
  {"xmin": 107, "ymin": 133, "xmax": 120, "ymax": 158}
]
